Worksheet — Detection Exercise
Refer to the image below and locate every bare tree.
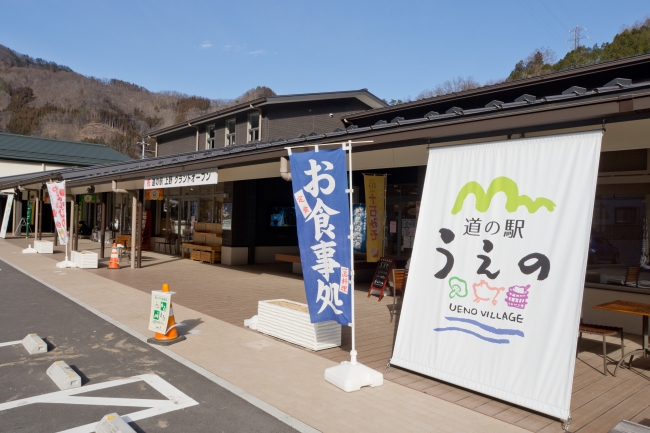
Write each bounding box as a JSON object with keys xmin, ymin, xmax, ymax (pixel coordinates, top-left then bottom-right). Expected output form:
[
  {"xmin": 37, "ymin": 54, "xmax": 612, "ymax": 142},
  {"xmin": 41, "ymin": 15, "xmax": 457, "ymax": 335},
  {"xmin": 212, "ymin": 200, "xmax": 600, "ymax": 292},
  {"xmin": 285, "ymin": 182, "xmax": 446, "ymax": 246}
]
[{"xmin": 416, "ymin": 76, "xmax": 482, "ymax": 100}]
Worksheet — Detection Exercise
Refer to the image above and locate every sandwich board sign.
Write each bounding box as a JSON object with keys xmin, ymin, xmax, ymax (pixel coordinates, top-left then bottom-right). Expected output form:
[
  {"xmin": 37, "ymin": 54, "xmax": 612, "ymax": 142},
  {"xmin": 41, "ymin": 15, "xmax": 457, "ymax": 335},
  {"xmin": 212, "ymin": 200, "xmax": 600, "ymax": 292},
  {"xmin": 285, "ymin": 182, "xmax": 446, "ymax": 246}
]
[{"xmin": 148, "ymin": 291, "xmax": 172, "ymax": 333}]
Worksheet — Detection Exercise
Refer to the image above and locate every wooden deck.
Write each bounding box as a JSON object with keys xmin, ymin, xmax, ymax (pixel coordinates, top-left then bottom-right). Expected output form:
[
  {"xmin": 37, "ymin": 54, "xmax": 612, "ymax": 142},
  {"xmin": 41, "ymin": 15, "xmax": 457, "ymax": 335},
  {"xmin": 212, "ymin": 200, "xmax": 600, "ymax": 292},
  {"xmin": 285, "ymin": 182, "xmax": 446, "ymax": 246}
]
[{"xmin": 12, "ymin": 236, "xmax": 650, "ymax": 432}]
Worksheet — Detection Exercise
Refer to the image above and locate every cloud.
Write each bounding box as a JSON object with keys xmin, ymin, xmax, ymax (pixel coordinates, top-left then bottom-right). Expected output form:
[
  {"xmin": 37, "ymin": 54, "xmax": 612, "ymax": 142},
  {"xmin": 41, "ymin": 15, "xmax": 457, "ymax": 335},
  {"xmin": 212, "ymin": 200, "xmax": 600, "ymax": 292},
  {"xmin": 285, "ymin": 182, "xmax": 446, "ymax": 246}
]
[
  {"xmin": 223, "ymin": 44, "xmax": 232, "ymax": 51},
  {"xmin": 201, "ymin": 40, "xmax": 212, "ymax": 49},
  {"xmin": 249, "ymin": 50, "xmax": 267, "ymax": 56}
]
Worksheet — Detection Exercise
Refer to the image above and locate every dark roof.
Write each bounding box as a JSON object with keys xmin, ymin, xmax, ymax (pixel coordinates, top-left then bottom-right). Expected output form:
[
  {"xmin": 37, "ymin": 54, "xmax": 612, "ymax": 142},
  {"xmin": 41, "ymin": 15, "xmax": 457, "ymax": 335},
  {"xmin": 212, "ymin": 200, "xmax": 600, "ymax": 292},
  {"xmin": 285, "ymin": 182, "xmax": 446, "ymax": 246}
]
[
  {"xmin": 0, "ymin": 133, "xmax": 132, "ymax": 166},
  {"xmin": 147, "ymin": 89, "xmax": 387, "ymax": 138},
  {"xmin": 344, "ymin": 53, "xmax": 650, "ymax": 126},
  {"xmin": 3, "ymin": 61, "xmax": 650, "ymax": 190}
]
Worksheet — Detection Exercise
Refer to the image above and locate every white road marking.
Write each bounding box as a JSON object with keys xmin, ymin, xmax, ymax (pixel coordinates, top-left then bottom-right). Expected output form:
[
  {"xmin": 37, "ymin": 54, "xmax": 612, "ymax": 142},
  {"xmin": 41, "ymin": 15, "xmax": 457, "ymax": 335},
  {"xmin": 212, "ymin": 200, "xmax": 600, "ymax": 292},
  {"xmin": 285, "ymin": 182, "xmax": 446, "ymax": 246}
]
[
  {"xmin": 0, "ymin": 257, "xmax": 321, "ymax": 433},
  {"xmin": 0, "ymin": 374, "xmax": 198, "ymax": 433},
  {"xmin": 0, "ymin": 340, "xmax": 22, "ymax": 348}
]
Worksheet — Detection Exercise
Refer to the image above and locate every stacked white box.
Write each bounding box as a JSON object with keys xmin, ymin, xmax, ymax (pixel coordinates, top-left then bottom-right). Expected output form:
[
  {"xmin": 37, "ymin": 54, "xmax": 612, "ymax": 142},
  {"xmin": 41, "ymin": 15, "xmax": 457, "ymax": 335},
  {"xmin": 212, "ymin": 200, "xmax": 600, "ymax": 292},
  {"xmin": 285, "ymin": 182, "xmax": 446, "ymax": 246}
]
[
  {"xmin": 34, "ymin": 240, "xmax": 54, "ymax": 254},
  {"xmin": 71, "ymin": 250, "xmax": 98, "ymax": 268},
  {"xmin": 257, "ymin": 299, "xmax": 341, "ymax": 351}
]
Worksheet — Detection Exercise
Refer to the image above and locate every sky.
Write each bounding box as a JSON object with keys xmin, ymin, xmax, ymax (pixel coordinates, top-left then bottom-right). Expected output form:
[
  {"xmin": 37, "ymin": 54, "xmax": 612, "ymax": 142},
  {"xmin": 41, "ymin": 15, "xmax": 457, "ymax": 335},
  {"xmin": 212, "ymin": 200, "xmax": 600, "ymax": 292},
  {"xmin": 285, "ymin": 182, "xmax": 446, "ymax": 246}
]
[{"xmin": 1, "ymin": 1, "xmax": 648, "ymax": 102}]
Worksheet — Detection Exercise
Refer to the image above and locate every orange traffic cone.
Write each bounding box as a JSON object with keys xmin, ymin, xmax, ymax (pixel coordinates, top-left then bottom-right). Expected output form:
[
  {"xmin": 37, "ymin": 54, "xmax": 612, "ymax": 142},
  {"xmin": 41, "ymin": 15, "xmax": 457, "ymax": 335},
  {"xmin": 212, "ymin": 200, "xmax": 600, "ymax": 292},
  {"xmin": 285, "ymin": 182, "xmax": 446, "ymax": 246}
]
[
  {"xmin": 147, "ymin": 283, "xmax": 186, "ymax": 346},
  {"xmin": 108, "ymin": 243, "xmax": 120, "ymax": 269}
]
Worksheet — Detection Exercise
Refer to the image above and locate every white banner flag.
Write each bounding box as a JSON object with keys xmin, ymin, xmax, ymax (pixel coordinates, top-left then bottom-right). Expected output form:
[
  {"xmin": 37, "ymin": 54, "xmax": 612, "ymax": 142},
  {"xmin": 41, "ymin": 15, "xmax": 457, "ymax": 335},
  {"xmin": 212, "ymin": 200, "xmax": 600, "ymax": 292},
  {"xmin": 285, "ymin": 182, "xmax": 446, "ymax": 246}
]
[
  {"xmin": 0, "ymin": 194, "xmax": 14, "ymax": 238},
  {"xmin": 391, "ymin": 131, "xmax": 602, "ymax": 420},
  {"xmin": 46, "ymin": 181, "xmax": 69, "ymax": 245}
]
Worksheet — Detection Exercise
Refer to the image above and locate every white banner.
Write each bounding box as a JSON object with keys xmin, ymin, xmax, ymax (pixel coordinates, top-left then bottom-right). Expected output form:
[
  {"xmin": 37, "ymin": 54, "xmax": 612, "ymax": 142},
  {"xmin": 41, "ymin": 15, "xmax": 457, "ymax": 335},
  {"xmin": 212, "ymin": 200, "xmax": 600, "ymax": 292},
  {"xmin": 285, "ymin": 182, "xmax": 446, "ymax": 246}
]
[
  {"xmin": 46, "ymin": 181, "xmax": 68, "ymax": 245},
  {"xmin": 144, "ymin": 170, "xmax": 217, "ymax": 189},
  {"xmin": 0, "ymin": 194, "xmax": 14, "ymax": 238},
  {"xmin": 391, "ymin": 131, "xmax": 602, "ymax": 420}
]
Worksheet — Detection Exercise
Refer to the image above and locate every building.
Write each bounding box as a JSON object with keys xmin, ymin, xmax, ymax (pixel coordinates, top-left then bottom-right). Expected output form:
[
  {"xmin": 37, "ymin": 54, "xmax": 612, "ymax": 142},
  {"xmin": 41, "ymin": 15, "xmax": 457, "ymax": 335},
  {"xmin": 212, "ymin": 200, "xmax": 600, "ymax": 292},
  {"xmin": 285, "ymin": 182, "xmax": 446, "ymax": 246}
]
[
  {"xmin": 2, "ymin": 57, "xmax": 650, "ymax": 332},
  {"xmin": 150, "ymin": 89, "xmax": 387, "ymax": 156},
  {"xmin": 0, "ymin": 133, "xmax": 131, "ymax": 236}
]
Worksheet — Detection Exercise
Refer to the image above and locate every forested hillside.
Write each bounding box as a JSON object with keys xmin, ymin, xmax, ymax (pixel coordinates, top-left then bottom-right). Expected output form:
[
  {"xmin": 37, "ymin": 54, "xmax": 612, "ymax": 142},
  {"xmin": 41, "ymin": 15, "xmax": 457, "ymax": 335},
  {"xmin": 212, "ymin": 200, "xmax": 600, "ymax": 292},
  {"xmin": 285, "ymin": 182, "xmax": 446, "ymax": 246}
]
[
  {"xmin": 413, "ymin": 17, "xmax": 650, "ymax": 102},
  {"xmin": 0, "ymin": 45, "xmax": 275, "ymax": 157}
]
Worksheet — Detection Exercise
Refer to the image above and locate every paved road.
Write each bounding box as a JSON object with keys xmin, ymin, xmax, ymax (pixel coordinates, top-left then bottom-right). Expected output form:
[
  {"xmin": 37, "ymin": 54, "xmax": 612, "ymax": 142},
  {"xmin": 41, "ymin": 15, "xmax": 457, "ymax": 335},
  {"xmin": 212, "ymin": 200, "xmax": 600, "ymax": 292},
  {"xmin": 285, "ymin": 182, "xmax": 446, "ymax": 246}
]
[{"xmin": 0, "ymin": 260, "xmax": 299, "ymax": 433}]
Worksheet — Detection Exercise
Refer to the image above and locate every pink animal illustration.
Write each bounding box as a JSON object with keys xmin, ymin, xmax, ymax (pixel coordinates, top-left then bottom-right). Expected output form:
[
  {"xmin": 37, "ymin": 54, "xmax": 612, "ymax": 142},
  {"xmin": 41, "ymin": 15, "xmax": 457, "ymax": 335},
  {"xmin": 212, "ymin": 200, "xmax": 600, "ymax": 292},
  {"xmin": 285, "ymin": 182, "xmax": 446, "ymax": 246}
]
[{"xmin": 472, "ymin": 280, "xmax": 505, "ymax": 306}]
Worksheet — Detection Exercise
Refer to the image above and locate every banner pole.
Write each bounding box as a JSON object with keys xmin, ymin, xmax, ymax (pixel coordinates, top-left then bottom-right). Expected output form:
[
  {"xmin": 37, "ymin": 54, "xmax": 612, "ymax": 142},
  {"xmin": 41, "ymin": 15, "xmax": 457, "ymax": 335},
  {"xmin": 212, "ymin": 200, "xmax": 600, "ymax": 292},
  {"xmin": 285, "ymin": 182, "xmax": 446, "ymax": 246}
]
[{"xmin": 345, "ymin": 140, "xmax": 357, "ymax": 365}]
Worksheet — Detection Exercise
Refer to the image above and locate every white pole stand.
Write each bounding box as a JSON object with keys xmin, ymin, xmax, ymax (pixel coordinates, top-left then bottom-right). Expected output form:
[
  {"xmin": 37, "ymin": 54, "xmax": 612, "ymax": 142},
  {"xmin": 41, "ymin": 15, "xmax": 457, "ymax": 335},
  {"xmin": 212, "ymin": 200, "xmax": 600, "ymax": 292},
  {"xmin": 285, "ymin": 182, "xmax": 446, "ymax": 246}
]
[
  {"xmin": 56, "ymin": 243, "xmax": 77, "ymax": 268},
  {"xmin": 324, "ymin": 350, "xmax": 383, "ymax": 392},
  {"xmin": 324, "ymin": 140, "xmax": 383, "ymax": 392},
  {"xmin": 22, "ymin": 244, "xmax": 37, "ymax": 254}
]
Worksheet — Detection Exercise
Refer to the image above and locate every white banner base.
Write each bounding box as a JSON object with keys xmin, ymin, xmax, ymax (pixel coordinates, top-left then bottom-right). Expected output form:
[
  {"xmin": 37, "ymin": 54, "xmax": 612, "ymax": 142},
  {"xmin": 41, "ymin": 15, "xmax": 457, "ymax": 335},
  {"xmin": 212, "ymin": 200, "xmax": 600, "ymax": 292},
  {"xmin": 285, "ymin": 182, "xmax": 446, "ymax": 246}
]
[
  {"xmin": 22, "ymin": 244, "xmax": 37, "ymax": 254},
  {"xmin": 56, "ymin": 259, "xmax": 77, "ymax": 268},
  {"xmin": 324, "ymin": 361, "xmax": 383, "ymax": 392}
]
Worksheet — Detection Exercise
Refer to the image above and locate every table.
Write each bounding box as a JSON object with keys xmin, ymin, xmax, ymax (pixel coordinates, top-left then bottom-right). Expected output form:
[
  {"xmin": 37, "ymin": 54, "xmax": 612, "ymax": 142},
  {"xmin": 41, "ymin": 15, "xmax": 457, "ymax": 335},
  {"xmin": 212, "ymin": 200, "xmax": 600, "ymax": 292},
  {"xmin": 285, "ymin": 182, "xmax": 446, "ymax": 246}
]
[
  {"xmin": 116, "ymin": 235, "xmax": 131, "ymax": 248},
  {"xmin": 593, "ymin": 300, "xmax": 650, "ymax": 375}
]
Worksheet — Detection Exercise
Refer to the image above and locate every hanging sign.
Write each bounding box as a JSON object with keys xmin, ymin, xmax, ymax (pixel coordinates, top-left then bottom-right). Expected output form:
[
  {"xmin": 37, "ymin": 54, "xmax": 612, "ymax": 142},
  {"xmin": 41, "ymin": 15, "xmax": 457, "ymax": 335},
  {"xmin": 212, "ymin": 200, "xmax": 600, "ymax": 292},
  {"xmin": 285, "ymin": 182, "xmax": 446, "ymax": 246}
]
[
  {"xmin": 291, "ymin": 148, "xmax": 352, "ymax": 326},
  {"xmin": 144, "ymin": 170, "xmax": 217, "ymax": 189},
  {"xmin": 0, "ymin": 194, "xmax": 14, "ymax": 238},
  {"xmin": 148, "ymin": 291, "xmax": 172, "ymax": 333},
  {"xmin": 46, "ymin": 181, "xmax": 69, "ymax": 245},
  {"xmin": 222, "ymin": 203, "xmax": 232, "ymax": 230},
  {"xmin": 81, "ymin": 194, "xmax": 96, "ymax": 203},
  {"xmin": 364, "ymin": 175, "xmax": 385, "ymax": 262},
  {"xmin": 391, "ymin": 131, "xmax": 602, "ymax": 420},
  {"xmin": 352, "ymin": 203, "xmax": 366, "ymax": 253},
  {"xmin": 145, "ymin": 189, "xmax": 164, "ymax": 200}
]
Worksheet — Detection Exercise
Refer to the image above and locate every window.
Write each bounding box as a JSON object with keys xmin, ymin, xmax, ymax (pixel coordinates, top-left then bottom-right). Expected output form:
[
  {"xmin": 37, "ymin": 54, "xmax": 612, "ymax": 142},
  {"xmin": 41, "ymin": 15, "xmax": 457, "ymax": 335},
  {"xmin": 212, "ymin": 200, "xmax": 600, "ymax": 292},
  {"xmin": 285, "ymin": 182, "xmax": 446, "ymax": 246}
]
[
  {"xmin": 248, "ymin": 113, "xmax": 260, "ymax": 142},
  {"xmin": 225, "ymin": 118, "xmax": 236, "ymax": 146},
  {"xmin": 206, "ymin": 124, "xmax": 216, "ymax": 149}
]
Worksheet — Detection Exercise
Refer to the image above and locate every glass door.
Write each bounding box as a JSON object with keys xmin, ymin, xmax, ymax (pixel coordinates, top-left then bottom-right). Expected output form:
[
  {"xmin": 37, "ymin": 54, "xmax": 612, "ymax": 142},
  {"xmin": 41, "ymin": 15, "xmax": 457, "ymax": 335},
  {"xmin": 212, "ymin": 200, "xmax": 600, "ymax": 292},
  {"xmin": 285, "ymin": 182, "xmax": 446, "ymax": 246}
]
[{"xmin": 181, "ymin": 199, "xmax": 198, "ymax": 242}]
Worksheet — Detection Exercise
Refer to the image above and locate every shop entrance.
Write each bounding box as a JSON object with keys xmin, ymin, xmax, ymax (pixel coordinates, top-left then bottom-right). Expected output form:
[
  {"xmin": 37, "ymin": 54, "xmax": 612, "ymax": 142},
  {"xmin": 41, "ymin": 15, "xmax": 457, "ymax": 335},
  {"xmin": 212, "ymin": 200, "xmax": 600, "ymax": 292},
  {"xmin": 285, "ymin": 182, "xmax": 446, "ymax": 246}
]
[
  {"xmin": 181, "ymin": 199, "xmax": 198, "ymax": 242},
  {"xmin": 385, "ymin": 184, "xmax": 420, "ymax": 261}
]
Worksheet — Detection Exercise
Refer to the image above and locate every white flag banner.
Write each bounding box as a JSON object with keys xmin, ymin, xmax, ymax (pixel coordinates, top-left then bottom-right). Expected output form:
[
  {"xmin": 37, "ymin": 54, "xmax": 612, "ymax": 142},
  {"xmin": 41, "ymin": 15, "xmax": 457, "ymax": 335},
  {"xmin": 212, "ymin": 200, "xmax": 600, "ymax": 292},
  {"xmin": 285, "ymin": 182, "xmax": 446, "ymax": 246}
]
[
  {"xmin": 0, "ymin": 194, "xmax": 14, "ymax": 238},
  {"xmin": 391, "ymin": 131, "xmax": 602, "ymax": 420},
  {"xmin": 46, "ymin": 181, "xmax": 69, "ymax": 245}
]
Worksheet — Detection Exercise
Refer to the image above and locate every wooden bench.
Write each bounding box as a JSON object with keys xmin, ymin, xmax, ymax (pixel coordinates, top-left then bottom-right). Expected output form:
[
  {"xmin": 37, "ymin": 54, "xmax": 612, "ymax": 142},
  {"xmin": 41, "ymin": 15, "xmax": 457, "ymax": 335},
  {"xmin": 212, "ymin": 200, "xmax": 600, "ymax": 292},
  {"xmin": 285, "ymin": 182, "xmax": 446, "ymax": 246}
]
[
  {"xmin": 182, "ymin": 242, "xmax": 222, "ymax": 264},
  {"xmin": 275, "ymin": 254, "xmax": 302, "ymax": 274},
  {"xmin": 578, "ymin": 322, "xmax": 624, "ymax": 376}
]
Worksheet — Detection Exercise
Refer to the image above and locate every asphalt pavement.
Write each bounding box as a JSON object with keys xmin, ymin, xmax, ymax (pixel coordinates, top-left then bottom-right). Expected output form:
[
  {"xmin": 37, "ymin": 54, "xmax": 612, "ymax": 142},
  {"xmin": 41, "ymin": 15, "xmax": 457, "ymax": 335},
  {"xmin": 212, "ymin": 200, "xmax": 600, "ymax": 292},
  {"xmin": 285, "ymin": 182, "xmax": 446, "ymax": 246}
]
[{"xmin": 0, "ymin": 260, "xmax": 299, "ymax": 433}]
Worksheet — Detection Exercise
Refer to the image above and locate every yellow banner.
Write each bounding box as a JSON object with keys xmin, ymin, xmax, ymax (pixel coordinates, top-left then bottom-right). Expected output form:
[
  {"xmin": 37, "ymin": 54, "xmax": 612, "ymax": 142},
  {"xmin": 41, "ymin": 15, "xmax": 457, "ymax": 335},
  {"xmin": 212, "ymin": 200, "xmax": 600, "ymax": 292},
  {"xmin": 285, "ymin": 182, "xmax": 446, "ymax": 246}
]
[{"xmin": 364, "ymin": 174, "xmax": 386, "ymax": 262}]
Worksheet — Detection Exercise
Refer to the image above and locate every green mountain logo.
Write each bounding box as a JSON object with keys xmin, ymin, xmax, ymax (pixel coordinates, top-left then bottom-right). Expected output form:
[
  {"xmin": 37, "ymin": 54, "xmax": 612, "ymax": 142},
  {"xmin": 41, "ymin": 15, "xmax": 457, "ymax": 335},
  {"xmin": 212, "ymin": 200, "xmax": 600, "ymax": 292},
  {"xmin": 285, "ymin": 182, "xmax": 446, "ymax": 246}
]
[{"xmin": 451, "ymin": 176, "xmax": 556, "ymax": 214}]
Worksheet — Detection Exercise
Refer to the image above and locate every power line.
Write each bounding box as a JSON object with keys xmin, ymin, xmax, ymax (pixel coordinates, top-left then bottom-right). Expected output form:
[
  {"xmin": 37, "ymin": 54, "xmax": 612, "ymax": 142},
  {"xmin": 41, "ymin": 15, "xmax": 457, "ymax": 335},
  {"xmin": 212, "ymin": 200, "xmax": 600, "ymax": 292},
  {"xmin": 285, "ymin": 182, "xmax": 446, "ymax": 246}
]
[
  {"xmin": 516, "ymin": 0, "xmax": 566, "ymax": 44},
  {"xmin": 567, "ymin": 25, "xmax": 588, "ymax": 50},
  {"xmin": 539, "ymin": 0, "xmax": 569, "ymax": 31}
]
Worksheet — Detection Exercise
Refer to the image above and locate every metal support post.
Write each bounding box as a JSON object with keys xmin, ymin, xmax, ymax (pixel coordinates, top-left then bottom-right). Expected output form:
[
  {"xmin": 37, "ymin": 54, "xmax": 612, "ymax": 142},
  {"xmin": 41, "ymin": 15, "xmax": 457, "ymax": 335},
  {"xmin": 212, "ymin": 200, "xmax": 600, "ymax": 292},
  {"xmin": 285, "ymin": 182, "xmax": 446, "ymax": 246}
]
[
  {"xmin": 100, "ymin": 198, "xmax": 106, "ymax": 259},
  {"xmin": 131, "ymin": 194, "xmax": 137, "ymax": 269}
]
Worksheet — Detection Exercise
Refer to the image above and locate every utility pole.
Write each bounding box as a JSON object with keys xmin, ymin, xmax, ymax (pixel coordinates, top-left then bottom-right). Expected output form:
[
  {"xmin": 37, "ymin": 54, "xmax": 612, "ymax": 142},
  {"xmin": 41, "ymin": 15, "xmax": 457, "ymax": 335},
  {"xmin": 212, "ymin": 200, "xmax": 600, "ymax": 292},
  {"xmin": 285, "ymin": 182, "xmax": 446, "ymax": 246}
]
[
  {"xmin": 136, "ymin": 137, "xmax": 154, "ymax": 160},
  {"xmin": 567, "ymin": 25, "xmax": 588, "ymax": 50}
]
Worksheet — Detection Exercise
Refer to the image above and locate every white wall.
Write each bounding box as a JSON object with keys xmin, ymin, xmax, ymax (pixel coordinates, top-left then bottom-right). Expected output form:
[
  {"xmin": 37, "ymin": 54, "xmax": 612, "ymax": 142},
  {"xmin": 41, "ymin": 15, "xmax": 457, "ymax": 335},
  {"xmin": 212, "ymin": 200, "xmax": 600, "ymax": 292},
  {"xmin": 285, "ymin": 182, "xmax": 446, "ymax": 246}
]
[{"xmin": 0, "ymin": 159, "xmax": 68, "ymax": 177}]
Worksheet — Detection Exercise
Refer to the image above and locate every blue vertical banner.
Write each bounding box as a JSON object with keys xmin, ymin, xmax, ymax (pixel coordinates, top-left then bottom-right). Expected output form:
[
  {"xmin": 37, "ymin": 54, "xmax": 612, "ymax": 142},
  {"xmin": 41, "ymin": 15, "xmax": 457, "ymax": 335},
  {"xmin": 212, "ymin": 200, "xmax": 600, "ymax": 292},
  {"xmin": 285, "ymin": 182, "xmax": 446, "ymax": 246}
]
[{"xmin": 291, "ymin": 148, "xmax": 352, "ymax": 326}]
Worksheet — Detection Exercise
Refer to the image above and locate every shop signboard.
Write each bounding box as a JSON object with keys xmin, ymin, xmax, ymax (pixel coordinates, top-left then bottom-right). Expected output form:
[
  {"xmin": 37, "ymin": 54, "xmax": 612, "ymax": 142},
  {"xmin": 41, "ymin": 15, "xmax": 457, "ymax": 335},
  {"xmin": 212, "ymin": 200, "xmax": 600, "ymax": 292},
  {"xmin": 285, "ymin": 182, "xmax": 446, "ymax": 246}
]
[
  {"xmin": 81, "ymin": 194, "xmax": 96, "ymax": 203},
  {"xmin": 46, "ymin": 181, "xmax": 69, "ymax": 245},
  {"xmin": 391, "ymin": 131, "xmax": 602, "ymax": 420},
  {"xmin": 363, "ymin": 175, "xmax": 385, "ymax": 262},
  {"xmin": 291, "ymin": 148, "xmax": 352, "ymax": 326},
  {"xmin": 144, "ymin": 170, "xmax": 217, "ymax": 189},
  {"xmin": 0, "ymin": 194, "xmax": 14, "ymax": 238},
  {"xmin": 145, "ymin": 189, "xmax": 164, "ymax": 200},
  {"xmin": 148, "ymin": 291, "xmax": 172, "ymax": 333}
]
